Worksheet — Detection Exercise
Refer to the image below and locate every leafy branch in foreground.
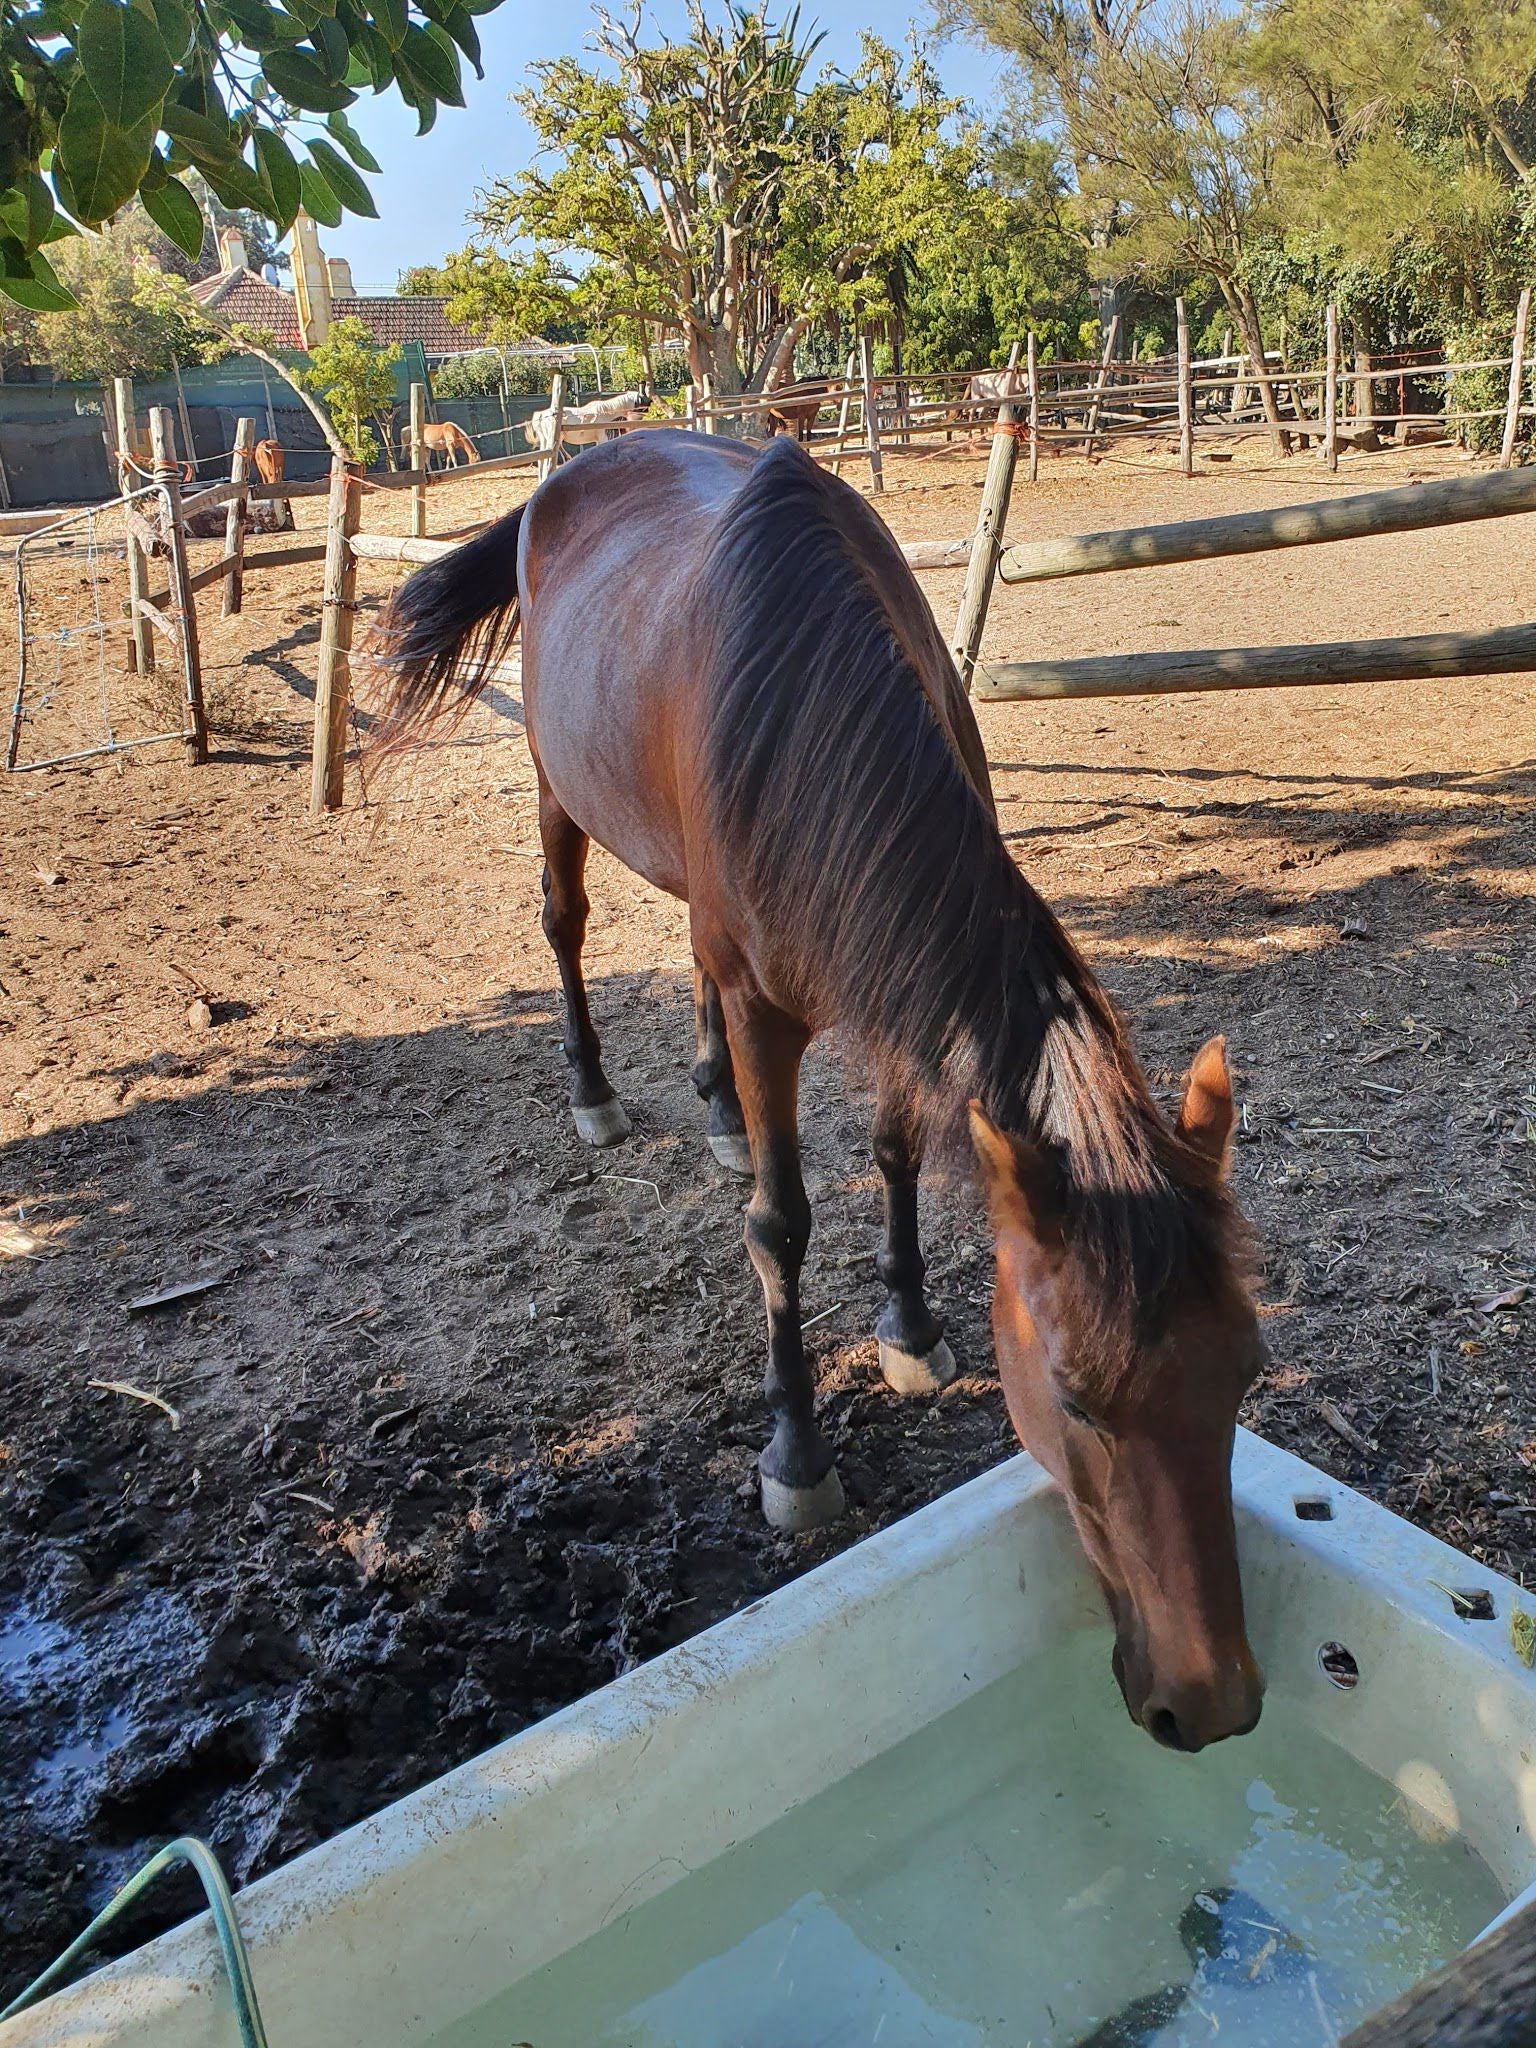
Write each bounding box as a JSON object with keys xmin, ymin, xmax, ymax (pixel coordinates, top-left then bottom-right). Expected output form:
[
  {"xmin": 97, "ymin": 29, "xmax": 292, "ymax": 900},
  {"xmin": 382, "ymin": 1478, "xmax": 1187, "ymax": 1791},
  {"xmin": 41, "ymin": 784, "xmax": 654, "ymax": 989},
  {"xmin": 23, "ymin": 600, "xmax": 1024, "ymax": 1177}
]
[{"xmin": 1, "ymin": 0, "xmax": 495, "ymax": 309}]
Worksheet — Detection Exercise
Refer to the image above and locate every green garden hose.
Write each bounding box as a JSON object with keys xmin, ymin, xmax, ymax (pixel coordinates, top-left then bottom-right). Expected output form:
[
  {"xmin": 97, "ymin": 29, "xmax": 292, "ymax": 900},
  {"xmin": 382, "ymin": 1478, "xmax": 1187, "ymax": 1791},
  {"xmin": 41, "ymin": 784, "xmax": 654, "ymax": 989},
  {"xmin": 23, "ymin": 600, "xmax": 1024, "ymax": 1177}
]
[{"xmin": 0, "ymin": 1834, "xmax": 269, "ymax": 2048}]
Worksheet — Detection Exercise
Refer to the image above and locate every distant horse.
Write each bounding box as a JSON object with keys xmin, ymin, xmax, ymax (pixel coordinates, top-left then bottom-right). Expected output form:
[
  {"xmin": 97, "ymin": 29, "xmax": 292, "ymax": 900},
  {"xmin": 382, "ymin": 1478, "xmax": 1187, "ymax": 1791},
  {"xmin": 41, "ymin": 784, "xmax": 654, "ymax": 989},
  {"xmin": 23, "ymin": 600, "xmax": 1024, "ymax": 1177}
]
[
  {"xmin": 373, "ymin": 430, "xmax": 1266, "ymax": 1753},
  {"xmin": 966, "ymin": 367, "xmax": 1027, "ymax": 425},
  {"xmin": 763, "ymin": 378, "xmax": 831, "ymax": 442},
  {"xmin": 524, "ymin": 389, "xmax": 652, "ymax": 457},
  {"xmin": 246, "ymin": 438, "xmax": 294, "ymax": 533},
  {"xmin": 420, "ymin": 420, "xmax": 480, "ymax": 468}
]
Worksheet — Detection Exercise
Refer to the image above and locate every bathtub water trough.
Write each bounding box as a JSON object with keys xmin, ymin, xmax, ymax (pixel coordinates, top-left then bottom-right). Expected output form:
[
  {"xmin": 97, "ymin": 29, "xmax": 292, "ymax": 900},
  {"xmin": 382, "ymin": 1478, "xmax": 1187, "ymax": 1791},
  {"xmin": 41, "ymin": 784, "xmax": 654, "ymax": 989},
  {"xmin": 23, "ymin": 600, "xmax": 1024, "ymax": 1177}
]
[{"xmin": 3, "ymin": 1430, "xmax": 1534, "ymax": 2048}]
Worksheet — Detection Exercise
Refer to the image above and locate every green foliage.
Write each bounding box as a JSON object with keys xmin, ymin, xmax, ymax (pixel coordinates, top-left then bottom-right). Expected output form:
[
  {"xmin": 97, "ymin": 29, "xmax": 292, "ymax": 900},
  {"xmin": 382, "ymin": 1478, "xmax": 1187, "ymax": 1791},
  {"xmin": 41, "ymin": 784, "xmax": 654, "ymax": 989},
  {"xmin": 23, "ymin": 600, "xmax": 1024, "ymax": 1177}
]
[
  {"xmin": 1446, "ymin": 315, "xmax": 1529, "ymax": 454},
  {"xmin": 31, "ymin": 212, "xmax": 232, "ymax": 378},
  {"xmin": 900, "ymin": 135, "xmax": 1089, "ymax": 367},
  {"xmin": 943, "ymin": 0, "xmax": 1536, "ymax": 404},
  {"xmin": 300, "ymin": 312, "xmax": 399, "ymax": 461},
  {"xmin": 428, "ymin": 348, "xmax": 509, "ymax": 398},
  {"xmin": 0, "ymin": 0, "xmax": 495, "ymax": 309},
  {"xmin": 429, "ymin": 6, "xmax": 1031, "ymax": 396}
]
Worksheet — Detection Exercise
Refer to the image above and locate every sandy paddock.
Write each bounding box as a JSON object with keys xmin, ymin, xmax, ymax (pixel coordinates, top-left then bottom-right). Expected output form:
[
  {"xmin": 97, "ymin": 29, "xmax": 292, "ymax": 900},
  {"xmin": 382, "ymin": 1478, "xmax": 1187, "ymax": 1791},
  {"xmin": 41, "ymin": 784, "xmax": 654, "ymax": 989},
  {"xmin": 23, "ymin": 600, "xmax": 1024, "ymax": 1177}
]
[{"xmin": 1, "ymin": 434, "xmax": 1532, "ymax": 1985}]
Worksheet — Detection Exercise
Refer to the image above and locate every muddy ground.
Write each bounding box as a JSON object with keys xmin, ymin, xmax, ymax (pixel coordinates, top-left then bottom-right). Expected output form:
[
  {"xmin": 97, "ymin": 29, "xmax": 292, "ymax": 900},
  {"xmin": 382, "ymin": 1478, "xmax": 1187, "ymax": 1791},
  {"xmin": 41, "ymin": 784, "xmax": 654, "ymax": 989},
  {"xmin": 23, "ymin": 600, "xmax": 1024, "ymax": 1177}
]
[{"xmin": 2, "ymin": 437, "xmax": 1533, "ymax": 1995}]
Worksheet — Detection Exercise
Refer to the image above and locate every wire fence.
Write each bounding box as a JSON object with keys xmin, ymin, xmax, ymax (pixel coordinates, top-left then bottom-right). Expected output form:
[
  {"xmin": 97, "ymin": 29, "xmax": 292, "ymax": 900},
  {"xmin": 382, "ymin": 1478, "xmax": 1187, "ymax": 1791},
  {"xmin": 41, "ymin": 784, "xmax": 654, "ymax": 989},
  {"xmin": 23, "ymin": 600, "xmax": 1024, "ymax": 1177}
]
[{"xmin": 7, "ymin": 488, "xmax": 196, "ymax": 771}]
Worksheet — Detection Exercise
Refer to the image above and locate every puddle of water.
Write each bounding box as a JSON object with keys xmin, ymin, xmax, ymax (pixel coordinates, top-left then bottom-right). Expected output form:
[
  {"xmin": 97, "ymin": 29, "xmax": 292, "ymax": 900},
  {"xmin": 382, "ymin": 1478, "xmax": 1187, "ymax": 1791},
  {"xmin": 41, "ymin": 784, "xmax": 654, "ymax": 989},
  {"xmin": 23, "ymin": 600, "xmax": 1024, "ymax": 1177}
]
[
  {"xmin": 34, "ymin": 1708, "xmax": 137, "ymax": 1799},
  {"xmin": 0, "ymin": 1608, "xmax": 79, "ymax": 1687},
  {"xmin": 430, "ymin": 1631, "xmax": 1506, "ymax": 2048}
]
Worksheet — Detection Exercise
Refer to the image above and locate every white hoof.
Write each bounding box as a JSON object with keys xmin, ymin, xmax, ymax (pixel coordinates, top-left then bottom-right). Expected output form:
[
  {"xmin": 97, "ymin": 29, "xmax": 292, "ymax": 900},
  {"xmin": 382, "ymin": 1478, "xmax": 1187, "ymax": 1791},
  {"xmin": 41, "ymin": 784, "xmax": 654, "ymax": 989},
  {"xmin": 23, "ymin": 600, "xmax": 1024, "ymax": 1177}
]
[
  {"xmin": 760, "ymin": 1465, "xmax": 845, "ymax": 1533},
  {"xmin": 572, "ymin": 1099, "xmax": 631, "ymax": 1147},
  {"xmin": 879, "ymin": 1335, "xmax": 956, "ymax": 1396},
  {"xmin": 708, "ymin": 1132, "xmax": 754, "ymax": 1178}
]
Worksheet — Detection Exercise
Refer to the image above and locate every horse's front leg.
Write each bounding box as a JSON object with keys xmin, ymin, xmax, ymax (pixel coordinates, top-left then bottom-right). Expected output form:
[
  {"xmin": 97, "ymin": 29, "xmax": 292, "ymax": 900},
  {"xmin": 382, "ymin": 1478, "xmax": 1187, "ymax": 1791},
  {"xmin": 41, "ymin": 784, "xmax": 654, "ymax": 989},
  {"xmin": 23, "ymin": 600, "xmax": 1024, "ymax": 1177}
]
[
  {"xmin": 872, "ymin": 1085, "xmax": 956, "ymax": 1395},
  {"xmin": 722, "ymin": 984, "xmax": 843, "ymax": 1532}
]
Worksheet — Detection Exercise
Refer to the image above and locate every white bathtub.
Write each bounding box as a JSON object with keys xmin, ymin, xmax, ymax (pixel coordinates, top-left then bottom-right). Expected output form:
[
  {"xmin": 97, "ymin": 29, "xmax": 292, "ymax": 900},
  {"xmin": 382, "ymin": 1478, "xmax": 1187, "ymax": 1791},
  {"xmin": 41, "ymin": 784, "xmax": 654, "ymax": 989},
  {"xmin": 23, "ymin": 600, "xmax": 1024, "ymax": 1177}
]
[{"xmin": 5, "ymin": 1429, "xmax": 1534, "ymax": 2048}]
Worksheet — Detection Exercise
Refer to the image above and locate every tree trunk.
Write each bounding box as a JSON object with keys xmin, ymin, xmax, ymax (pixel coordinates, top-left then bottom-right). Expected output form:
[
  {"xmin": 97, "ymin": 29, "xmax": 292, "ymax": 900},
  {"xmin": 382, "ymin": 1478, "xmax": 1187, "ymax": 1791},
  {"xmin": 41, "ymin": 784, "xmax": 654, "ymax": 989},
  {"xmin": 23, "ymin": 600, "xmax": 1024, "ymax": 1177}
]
[
  {"xmin": 709, "ymin": 324, "xmax": 744, "ymax": 399},
  {"xmin": 1228, "ymin": 285, "xmax": 1293, "ymax": 456},
  {"xmin": 755, "ymin": 312, "xmax": 815, "ymax": 395}
]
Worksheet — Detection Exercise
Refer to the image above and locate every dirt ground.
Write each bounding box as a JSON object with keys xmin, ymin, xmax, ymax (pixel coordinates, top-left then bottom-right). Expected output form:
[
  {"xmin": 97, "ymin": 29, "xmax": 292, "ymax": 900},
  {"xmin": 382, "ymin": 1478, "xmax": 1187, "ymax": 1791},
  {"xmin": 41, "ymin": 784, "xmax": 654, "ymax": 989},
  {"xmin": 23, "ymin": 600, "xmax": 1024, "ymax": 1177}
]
[{"xmin": 2, "ymin": 435, "xmax": 1533, "ymax": 1995}]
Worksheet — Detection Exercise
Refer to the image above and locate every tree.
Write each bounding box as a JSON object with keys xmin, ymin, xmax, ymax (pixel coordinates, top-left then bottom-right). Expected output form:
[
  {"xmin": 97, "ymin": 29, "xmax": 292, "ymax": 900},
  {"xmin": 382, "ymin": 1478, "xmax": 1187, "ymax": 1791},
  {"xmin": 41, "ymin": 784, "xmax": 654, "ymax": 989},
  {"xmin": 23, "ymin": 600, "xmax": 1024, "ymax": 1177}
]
[
  {"xmin": 900, "ymin": 134, "xmax": 1091, "ymax": 367},
  {"xmin": 1, "ymin": 0, "xmax": 495, "ymax": 311},
  {"xmin": 938, "ymin": 0, "xmax": 1153, "ymax": 329},
  {"xmin": 31, "ymin": 212, "xmax": 231, "ymax": 379},
  {"xmin": 448, "ymin": 6, "xmax": 1004, "ymax": 399},
  {"xmin": 946, "ymin": 0, "xmax": 1298, "ymax": 446},
  {"xmin": 466, "ymin": 2, "xmax": 813, "ymax": 398},
  {"xmin": 759, "ymin": 36, "xmax": 1000, "ymax": 389},
  {"xmin": 300, "ymin": 314, "xmax": 400, "ymax": 462},
  {"xmin": 1256, "ymin": 0, "xmax": 1536, "ymax": 311}
]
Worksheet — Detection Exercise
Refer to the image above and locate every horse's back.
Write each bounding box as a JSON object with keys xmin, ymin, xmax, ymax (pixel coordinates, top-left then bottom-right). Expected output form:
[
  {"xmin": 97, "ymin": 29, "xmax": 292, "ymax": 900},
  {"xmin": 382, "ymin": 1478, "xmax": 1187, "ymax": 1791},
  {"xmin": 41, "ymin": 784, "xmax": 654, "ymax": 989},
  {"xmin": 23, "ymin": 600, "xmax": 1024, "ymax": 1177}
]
[{"xmin": 516, "ymin": 429, "xmax": 992, "ymax": 896}]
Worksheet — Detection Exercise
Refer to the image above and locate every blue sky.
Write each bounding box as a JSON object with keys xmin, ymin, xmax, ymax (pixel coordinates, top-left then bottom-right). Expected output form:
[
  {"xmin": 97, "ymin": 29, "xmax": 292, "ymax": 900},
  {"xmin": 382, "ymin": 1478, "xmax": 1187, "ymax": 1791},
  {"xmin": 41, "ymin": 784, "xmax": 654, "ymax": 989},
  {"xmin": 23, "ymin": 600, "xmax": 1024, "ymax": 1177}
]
[{"xmin": 319, "ymin": 1, "xmax": 1014, "ymax": 287}]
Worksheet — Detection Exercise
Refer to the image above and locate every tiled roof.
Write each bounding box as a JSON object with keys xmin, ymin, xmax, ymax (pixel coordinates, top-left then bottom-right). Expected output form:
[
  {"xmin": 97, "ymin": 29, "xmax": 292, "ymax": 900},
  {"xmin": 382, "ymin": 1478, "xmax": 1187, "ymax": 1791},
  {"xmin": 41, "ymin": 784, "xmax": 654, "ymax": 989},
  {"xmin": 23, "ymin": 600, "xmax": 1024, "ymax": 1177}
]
[
  {"xmin": 189, "ymin": 270, "xmax": 480, "ymax": 355},
  {"xmin": 332, "ymin": 296, "xmax": 480, "ymax": 352},
  {"xmin": 191, "ymin": 267, "xmax": 303, "ymax": 346}
]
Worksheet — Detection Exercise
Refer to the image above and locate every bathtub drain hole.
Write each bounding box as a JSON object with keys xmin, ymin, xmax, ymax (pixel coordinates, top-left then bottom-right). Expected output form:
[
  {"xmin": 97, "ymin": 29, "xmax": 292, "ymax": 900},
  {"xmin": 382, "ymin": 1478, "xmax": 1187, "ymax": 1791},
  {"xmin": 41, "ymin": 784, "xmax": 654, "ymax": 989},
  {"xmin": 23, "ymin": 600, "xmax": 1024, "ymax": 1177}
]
[{"xmin": 1319, "ymin": 1642, "xmax": 1359, "ymax": 1689}]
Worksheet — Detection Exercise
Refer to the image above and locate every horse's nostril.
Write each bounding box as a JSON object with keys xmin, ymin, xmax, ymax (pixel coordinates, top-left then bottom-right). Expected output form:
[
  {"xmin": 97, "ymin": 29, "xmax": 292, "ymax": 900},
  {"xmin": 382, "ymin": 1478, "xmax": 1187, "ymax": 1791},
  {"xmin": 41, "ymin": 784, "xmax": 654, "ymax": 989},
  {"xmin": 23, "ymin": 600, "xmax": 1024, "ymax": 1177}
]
[{"xmin": 1146, "ymin": 1706, "xmax": 1193, "ymax": 1752}]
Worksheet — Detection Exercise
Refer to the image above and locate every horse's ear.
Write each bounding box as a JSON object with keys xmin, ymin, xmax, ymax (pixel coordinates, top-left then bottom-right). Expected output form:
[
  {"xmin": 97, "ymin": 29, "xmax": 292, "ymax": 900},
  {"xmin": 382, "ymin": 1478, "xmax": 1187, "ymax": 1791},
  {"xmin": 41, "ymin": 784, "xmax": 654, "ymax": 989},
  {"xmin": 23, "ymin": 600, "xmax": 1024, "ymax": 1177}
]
[
  {"xmin": 1175, "ymin": 1035, "xmax": 1236, "ymax": 1179},
  {"xmin": 968, "ymin": 1103, "xmax": 1061, "ymax": 1246}
]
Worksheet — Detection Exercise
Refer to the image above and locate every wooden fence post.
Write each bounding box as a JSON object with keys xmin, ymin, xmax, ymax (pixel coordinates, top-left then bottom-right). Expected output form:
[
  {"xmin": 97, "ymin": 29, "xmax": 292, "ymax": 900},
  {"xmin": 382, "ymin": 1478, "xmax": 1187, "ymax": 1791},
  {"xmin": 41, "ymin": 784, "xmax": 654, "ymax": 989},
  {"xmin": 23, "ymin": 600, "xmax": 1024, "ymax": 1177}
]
[
  {"xmin": 410, "ymin": 381, "xmax": 428, "ymax": 537},
  {"xmin": 171, "ymin": 359, "xmax": 196, "ymax": 480},
  {"xmin": 1026, "ymin": 331, "xmax": 1040, "ymax": 485},
  {"xmin": 1083, "ymin": 312, "xmax": 1120, "ymax": 454},
  {"xmin": 1176, "ymin": 299, "xmax": 1193, "ymax": 477},
  {"xmin": 112, "ymin": 377, "xmax": 154, "ymax": 677},
  {"xmin": 1500, "ymin": 286, "xmax": 1530, "ymax": 468},
  {"xmin": 222, "ymin": 415, "xmax": 255, "ymax": 618},
  {"xmin": 830, "ymin": 350, "xmax": 857, "ymax": 478},
  {"xmin": 950, "ymin": 372, "xmax": 1020, "ymax": 692},
  {"xmin": 148, "ymin": 406, "xmax": 207, "ymax": 764},
  {"xmin": 539, "ymin": 373, "xmax": 565, "ymax": 481},
  {"xmin": 859, "ymin": 335, "xmax": 885, "ymax": 493},
  {"xmin": 309, "ymin": 456, "xmax": 363, "ymax": 815},
  {"xmin": 1325, "ymin": 303, "xmax": 1340, "ymax": 472}
]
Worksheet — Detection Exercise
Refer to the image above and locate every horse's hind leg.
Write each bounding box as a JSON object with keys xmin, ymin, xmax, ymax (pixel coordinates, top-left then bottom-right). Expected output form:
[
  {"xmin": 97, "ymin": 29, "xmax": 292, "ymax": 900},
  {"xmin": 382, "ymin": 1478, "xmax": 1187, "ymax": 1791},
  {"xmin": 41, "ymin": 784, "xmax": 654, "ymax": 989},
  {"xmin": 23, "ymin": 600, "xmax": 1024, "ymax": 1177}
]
[
  {"xmin": 872, "ymin": 1083, "xmax": 955, "ymax": 1395},
  {"xmin": 691, "ymin": 959, "xmax": 751, "ymax": 1177},
  {"xmin": 538, "ymin": 782, "xmax": 630, "ymax": 1147},
  {"xmin": 723, "ymin": 982, "xmax": 843, "ymax": 1532}
]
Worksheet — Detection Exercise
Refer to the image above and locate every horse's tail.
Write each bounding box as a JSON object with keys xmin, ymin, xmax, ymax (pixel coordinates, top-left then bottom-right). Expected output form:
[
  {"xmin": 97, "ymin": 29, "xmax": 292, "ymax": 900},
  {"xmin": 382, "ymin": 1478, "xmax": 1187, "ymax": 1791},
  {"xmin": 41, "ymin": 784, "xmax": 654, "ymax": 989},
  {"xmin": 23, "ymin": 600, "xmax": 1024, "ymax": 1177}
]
[{"xmin": 369, "ymin": 504, "xmax": 524, "ymax": 755}]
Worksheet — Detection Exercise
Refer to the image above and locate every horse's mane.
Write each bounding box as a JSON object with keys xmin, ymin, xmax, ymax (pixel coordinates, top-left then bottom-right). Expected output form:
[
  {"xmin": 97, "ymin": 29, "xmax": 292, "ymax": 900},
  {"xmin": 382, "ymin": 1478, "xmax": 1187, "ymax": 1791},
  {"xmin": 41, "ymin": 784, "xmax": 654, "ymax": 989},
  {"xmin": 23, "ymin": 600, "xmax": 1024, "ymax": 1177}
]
[{"xmin": 701, "ymin": 439, "xmax": 1244, "ymax": 1371}]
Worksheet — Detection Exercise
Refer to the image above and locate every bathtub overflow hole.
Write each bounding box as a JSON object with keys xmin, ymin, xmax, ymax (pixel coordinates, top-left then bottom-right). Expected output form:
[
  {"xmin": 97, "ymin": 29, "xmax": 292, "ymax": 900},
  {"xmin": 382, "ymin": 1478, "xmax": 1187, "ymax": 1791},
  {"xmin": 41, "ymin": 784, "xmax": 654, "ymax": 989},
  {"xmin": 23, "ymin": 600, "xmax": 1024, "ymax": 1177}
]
[
  {"xmin": 1293, "ymin": 1497, "xmax": 1334, "ymax": 1522},
  {"xmin": 1319, "ymin": 1642, "xmax": 1359, "ymax": 1689},
  {"xmin": 1447, "ymin": 1587, "xmax": 1496, "ymax": 1621}
]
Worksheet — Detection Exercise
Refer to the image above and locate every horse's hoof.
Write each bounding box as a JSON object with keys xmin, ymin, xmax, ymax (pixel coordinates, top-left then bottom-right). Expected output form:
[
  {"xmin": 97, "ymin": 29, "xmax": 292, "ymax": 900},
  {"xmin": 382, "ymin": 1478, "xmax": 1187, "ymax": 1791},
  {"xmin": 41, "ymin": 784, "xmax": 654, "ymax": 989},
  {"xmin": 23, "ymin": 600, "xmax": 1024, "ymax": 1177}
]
[
  {"xmin": 878, "ymin": 1335, "xmax": 956, "ymax": 1396},
  {"xmin": 707, "ymin": 1131, "xmax": 754, "ymax": 1178},
  {"xmin": 572, "ymin": 1099, "xmax": 631, "ymax": 1147},
  {"xmin": 759, "ymin": 1465, "xmax": 845, "ymax": 1533}
]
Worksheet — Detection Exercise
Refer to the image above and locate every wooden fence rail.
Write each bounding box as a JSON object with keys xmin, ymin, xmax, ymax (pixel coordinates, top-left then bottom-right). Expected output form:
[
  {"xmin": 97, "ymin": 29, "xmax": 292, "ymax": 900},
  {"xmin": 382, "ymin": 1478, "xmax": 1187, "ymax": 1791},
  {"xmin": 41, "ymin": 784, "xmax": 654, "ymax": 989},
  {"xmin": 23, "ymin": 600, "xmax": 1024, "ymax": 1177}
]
[
  {"xmin": 975, "ymin": 624, "xmax": 1536, "ymax": 703},
  {"xmin": 999, "ymin": 465, "xmax": 1536, "ymax": 585}
]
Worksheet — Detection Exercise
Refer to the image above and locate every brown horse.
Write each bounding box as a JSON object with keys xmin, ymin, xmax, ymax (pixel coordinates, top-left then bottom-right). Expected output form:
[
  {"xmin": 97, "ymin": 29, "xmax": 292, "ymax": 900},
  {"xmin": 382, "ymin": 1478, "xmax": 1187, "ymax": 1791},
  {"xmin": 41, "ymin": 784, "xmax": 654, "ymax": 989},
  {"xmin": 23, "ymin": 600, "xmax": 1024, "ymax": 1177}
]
[
  {"xmin": 420, "ymin": 420, "xmax": 480, "ymax": 468},
  {"xmin": 373, "ymin": 430, "xmax": 1266, "ymax": 1751},
  {"xmin": 763, "ymin": 377, "xmax": 831, "ymax": 441}
]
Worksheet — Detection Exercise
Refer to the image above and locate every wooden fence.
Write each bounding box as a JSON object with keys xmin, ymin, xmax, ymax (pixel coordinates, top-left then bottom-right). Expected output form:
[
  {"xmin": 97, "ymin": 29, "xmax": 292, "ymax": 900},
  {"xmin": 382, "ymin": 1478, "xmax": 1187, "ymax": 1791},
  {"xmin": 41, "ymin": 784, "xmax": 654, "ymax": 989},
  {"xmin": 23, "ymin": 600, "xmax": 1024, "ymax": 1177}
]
[
  {"xmin": 683, "ymin": 292, "xmax": 1536, "ymax": 481},
  {"xmin": 972, "ymin": 463, "xmax": 1536, "ymax": 704},
  {"xmin": 16, "ymin": 353, "xmax": 1535, "ymax": 801}
]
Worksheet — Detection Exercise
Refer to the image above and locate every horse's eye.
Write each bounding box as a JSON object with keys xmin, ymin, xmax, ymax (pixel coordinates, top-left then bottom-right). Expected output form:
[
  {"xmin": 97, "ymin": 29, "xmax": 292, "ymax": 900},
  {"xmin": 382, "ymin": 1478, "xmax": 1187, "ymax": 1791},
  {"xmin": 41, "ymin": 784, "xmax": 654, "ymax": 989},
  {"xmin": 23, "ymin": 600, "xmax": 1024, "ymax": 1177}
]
[{"xmin": 1061, "ymin": 1397, "xmax": 1104, "ymax": 1433}]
